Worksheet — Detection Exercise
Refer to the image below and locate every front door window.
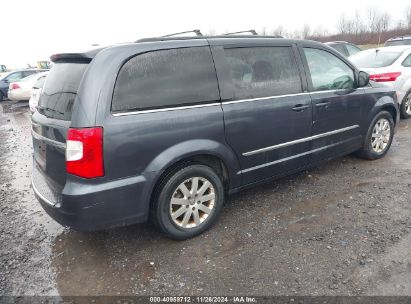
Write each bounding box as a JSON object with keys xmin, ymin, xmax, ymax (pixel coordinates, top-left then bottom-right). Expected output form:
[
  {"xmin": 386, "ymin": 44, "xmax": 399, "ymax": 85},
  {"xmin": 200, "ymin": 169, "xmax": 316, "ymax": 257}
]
[{"xmin": 303, "ymin": 48, "xmax": 355, "ymax": 91}]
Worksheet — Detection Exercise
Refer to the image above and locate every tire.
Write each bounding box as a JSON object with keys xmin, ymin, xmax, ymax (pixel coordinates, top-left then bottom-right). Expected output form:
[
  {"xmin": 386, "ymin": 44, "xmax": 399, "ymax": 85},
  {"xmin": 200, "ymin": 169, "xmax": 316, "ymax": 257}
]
[
  {"xmin": 151, "ymin": 164, "xmax": 225, "ymax": 240},
  {"xmin": 357, "ymin": 111, "xmax": 394, "ymax": 160},
  {"xmin": 0, "ymin": 91, "xmax": 4, "ymax": 102},
  {"xmin": 400, "ymin": 90, "xmax": 411, "ymax": 119}
]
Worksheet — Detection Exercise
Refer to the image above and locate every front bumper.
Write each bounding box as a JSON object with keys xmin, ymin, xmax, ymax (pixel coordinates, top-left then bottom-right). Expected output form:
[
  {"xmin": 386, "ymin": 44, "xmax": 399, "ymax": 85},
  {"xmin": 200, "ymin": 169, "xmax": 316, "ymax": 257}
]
[{"xmin": 32, "ymin": 165, "xmax": 153, "ymax": 231}]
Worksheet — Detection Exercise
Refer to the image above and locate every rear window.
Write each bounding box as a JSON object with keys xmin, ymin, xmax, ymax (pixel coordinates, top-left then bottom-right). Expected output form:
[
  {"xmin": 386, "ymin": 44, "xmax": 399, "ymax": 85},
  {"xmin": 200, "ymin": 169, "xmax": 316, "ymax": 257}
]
[
  {"xmin": 403, "ymin": 54, "xmax": 411, "ymax": 67},
  {"xmin": 330, "ymin": 44, "xmax": 347, "ymax": 56},
  {"xmin": 346, "ymin": 44, "xmax": 361, "ymax": 56},
  {"xmin": 112, "ymin": 46, "xmax": 219, "ymax": 112},
  {"xmin": 350, "ymin": 50, "xmax": 402, "ymax": 68},
  {"xmin": 34, "ymin": 76, "xmax": 46, "ymax": 89},
  {"xmin": 38, "ymin": 63, "xmax": 88, "ymax": 121}
]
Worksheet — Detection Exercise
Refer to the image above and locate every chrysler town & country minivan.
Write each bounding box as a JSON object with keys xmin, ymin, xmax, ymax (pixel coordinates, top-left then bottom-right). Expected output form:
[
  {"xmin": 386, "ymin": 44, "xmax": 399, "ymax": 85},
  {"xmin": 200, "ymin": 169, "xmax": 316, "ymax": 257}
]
[{"xmin": 32, "ymin": 36, "xmax": 399, "ymax": 239}]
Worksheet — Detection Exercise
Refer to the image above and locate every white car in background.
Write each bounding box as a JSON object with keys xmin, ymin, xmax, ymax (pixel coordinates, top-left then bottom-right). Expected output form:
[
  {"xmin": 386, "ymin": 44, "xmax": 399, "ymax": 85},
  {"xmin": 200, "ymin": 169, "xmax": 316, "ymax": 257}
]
[
  {"xmin": 349, "ymin": 45, "xmax": 411, "ymax": 118},
  {"xmin": 29, "ymin": 74, "xmax": 48, "ymax": 113},
  {"xmin": 8, "ymin": 71, "xmax": 48, "ymax": 102}
]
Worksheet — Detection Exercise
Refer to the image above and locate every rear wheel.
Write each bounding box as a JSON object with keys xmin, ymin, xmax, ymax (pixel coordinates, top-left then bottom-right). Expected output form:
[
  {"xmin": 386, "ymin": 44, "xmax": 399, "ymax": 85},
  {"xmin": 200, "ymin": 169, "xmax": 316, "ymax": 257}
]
[
  {"xmin": 357, "ymin": 111, "xmax": 394, "ymax": 160},
  {"xmin": 400, "ymin": 90, "xmax": 411, "ymax": 119},
  {"xmin": 151, "ymin": 164, "xmax": 225, "ymax": 240}
]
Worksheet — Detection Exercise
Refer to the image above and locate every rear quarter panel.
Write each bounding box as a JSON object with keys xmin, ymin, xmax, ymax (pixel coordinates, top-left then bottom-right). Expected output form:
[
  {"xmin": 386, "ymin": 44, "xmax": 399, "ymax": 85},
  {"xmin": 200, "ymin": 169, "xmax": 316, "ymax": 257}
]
[{"xmin": 102, "ymin": 107, "xmax": 241, "ymax": 189}]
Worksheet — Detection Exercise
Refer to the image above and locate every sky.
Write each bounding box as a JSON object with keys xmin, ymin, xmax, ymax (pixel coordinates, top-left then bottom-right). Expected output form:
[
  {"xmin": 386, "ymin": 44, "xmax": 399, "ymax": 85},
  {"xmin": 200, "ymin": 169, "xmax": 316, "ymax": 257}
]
[{"xmin": 0, "ymin": 0, "xmax": 410, "ymax": 68}]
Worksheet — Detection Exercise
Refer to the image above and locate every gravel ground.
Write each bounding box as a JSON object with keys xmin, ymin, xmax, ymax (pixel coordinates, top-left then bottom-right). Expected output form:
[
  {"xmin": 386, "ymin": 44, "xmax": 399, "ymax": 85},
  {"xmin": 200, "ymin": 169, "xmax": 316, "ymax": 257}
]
[{"xmin": 0, "ymin": 100, "xmax": 410, "ymax": 296}]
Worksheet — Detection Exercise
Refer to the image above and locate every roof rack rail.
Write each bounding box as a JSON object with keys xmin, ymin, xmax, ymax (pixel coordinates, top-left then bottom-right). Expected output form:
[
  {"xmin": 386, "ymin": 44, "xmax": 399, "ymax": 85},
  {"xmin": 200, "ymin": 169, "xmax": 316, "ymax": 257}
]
[
  {"xmin": 162, "ymin": 30, "xmax": 203, "ymax": 37},
  {"xmin": 223, "ymin": 30, "xmax": 258, "ymax": 35},
  {"xmin": 136, "ymin": 34, "xmax": 284, "ymax": 43}
]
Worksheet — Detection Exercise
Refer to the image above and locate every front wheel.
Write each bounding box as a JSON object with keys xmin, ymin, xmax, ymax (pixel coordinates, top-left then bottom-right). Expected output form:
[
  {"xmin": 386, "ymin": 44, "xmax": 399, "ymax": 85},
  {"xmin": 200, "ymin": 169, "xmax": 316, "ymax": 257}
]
[
  {"xmin": 151, "ymin": 164, "xmax": 225, "ymax": 240},
  {"xmin": 357, "ymin": 111, "xmax": 394, "ymax": 160},
  {"xmin": 400, "ymin": 90, "xmax": 411, "ymax": 119}
]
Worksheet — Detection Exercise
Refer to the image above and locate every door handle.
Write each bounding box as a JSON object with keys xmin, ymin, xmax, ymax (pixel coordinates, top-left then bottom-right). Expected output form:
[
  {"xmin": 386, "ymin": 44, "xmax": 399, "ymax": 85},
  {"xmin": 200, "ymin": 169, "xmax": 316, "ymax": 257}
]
[
  {"xmin": 316, "ymin": 101, "xmax": 330, "ymax": 108},
  {"xmin": 292, "ymin": 104, "xmax": 309, "ymax": 112}
]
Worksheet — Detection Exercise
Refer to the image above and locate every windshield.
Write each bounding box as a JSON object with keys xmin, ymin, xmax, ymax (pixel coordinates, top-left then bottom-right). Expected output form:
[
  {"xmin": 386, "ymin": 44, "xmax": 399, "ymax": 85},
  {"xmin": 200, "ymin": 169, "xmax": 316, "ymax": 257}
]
[
  {"xmin": 385, "ymin": 40, "xmax": 411, "ymax": 47},
  {"xmin": 20, "ymin": 73, "xmax": 38, "ymax": 82},
  {"xmin": 350, "ymin": 50, "xmax": 402, "ymax": 68},
  {"xmin": 0, "ymin": 72, "xmax": 12, "ymax": 81}
]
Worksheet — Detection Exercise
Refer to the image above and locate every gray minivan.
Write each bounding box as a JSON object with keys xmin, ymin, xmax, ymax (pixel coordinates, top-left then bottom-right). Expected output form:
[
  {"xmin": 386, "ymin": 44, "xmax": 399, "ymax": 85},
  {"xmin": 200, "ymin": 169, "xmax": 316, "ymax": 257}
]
[{"xmin": 32, "ymin": 36, "xmax": 399, "ymax": 239}]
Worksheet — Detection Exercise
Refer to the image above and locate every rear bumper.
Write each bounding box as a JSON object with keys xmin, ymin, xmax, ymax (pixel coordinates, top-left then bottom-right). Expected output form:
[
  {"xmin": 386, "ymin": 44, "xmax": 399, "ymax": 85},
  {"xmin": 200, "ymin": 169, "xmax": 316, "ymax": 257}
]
[
  {"xmin": 8, "ymin": 90, "xmax": 29, "ymax": 101},
  {"xmin": 397, "ymin": 89, "xmax": 408, "ymax": 105},
  {"xmin": 394, "ymin": 102, "xmax": 400, "ymax": 133},
  {"xmin": 32, "ymin": 167, "xmax": 154, "ymax": 231}
]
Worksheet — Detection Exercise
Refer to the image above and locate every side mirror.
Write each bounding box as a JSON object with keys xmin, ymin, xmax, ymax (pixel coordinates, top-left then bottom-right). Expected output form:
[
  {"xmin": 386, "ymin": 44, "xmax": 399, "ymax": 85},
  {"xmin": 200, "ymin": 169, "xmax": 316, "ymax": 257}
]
[{"xmin": 358, "ymin": 71, "xmax": 370, "ymax": 87}]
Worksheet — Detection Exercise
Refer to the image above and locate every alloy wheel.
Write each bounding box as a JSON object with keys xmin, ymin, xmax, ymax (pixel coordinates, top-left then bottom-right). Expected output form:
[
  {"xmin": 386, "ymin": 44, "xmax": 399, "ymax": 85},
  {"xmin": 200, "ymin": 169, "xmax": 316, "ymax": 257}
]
[
  {"xmin": 405, "ymin": 93, "xmax": 411, "ymax": 115},
  {"xmin": 371, "ymin": 118, "xmax": 391, "ymax": 153},
  {"xmin": 169, "ymin": 177, "xmax": 215, "ymax": 229}
]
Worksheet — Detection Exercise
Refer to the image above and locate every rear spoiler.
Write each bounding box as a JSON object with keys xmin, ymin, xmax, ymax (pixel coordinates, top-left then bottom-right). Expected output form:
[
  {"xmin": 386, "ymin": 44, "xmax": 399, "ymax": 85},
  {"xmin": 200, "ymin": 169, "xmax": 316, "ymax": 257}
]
[{"xmin": 50, "ymin": 47, "xmax": 105, "ymax": 63}]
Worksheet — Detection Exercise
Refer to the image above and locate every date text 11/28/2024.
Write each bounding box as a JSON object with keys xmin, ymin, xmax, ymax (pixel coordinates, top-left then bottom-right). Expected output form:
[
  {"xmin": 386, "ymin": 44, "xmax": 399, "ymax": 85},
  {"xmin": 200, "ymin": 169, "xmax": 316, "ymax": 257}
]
[{"xmin": 149, "ymin": 296, "xmax": 257, "ymax": 303}]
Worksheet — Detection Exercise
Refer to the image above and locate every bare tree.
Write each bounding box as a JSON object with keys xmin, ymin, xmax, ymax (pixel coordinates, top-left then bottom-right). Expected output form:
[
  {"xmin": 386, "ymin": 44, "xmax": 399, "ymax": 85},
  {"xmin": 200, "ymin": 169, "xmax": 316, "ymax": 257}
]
[
  {"xmin": 337, "ymin": 14, "xmax": 349, "ymax": 34},
  {"xmin": 396, "ymin": 20, "xmax": 405, "ymax": 29},
  {"xmin": 352, "ymin": 10, "xmax": 365, "ymax": 36},
  {"xmin": 302, "ymin": 24, "xmax": 311, "ymax": 39},
  {"xmin": 366, "ymin": 6, "xmax": 380, "ymax": 32},
  {"xmin": 364, "ymin": 7, "xmax": 391, "ymax": 44},
  {"xmin": 291, "ymin": 29, "xmax": 302, "ymax": 39},
  {"xmin": 312, "ymin": 25, "xmax": 329, "ymax": 37},
  {"xmin": 383, "ymin": 13, "xmax": 390, "ymax": 30},
  {"xmin": 272, "ymin": 25, "xmax": 286, "ymax": 37},
  {"xmin": 337, "ymin": 14, "xmax": 357, "ymax": 35},
  {"xmin": 406, "ymin": 7, "xmax": 411, "ymax": 28},
  {"xmin": 206, "ymin": 29, "xmax": 217, "ymax": 36},
  {"xmin": 210, "ymin": 5, "xmax": 407, "ymax": 45}
]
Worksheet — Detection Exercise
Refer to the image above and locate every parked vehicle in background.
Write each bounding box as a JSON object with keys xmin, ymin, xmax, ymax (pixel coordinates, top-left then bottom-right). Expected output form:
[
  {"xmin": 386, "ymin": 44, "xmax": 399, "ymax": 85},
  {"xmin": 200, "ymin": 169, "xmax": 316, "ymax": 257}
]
[
  {"xmin": 0, "ymin": 69, "xmax": 46, "ymax": 101},
  {"xmin": 350, "ymin": 46, "xmax": 411, "ymax": 118},
  {"xmin": 325, "ymin": 41, "xmax": 362, "ymax": 57},
  {"xmin": 32, "ymin": 36, "xmax": 399, "ymax": 240},
  {"xmin": 29, "ymin": 73, "xmax": 48, "ymax": 113},
  {"xmin": 0, "ymin": 65, "xmax": 7, "ymax": 76},
  {"xmin": 8, "ymin": 71, "xmax": 48, "ymax": 102},
  {"xmin": 384, "ymin": 36, "xmax": 411, "ymax": 47},
  {"xmin": 37, "ymin": 61, "xmax": 51, "ymax": 69}
]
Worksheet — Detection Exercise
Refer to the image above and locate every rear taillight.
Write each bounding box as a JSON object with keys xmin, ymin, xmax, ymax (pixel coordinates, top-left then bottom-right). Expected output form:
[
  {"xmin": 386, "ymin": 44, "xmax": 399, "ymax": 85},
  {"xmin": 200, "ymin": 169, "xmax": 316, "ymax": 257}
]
[
  {"xmin": 369, "ymin": 72, "xmax": 401, "ymax": 82},
  {"xmin": 66, "ymin": 127, "xmax": 104, "ymax": 178},
  {"xmin": 10, "ymin": 83, "xmax": 20, "ymax": 90}
]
